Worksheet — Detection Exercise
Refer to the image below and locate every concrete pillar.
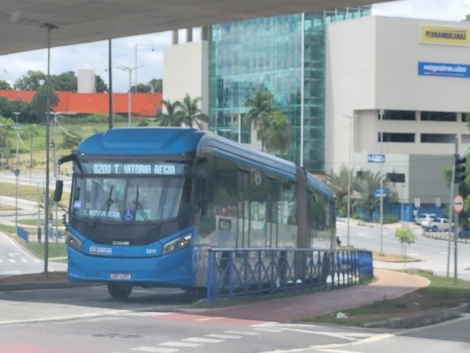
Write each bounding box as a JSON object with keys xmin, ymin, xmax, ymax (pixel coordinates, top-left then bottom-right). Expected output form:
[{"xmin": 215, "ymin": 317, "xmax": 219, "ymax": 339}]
[
  {"xmin": 201, "ymin": 26, "xmax": 209, "ymax": 41},
  {"xmin": 186, "ymin": 28, "xmax": 193, "ymax": 42},
  {"xmin": 172, "ymin": 30, "xmax": 178, "ymax": 45}
]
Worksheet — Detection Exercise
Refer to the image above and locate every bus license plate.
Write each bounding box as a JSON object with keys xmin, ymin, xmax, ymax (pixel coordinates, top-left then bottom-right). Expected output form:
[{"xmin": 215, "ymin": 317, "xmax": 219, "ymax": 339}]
[{"xmin": 110, "ymin": 273, "xmax": 131, "ymax": 280}]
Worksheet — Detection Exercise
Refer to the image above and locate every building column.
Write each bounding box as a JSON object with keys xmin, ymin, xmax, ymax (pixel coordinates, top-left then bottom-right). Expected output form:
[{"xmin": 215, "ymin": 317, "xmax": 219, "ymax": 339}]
[
  {"xmin": 201, "ymin": 26, "xmax": 209, "ymax": 41},
  {"xmin": 172, "ymin": 30, "xmax": 178, "ymax": 45},
  {"xmin": 186, "ymin": 28, "xmax": 193, "ymax": 42}
]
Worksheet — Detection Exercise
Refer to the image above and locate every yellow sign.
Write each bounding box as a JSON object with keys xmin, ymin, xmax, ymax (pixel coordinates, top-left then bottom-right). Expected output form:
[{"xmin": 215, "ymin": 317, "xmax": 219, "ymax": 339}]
[{"xmin": 420, "ymin": 25, "xmax": 470, "ymax": 46}]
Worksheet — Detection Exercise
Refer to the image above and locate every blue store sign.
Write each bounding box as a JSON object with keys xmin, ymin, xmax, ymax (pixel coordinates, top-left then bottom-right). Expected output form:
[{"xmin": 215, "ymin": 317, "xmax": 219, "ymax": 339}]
[{"xmin": 418, "ymin": 61, "xmax": 470, "ymax": 78}]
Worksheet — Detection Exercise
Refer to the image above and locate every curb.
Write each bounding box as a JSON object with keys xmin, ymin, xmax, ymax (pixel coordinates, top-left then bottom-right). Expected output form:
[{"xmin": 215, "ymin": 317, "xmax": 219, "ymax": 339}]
[
  {"xmin": 0, "ymin": 281, "xmax": 104, "ymax": 291},
  {"xmin": 364, "ymin": 303, "xmax": 470, "ymax": 329}
]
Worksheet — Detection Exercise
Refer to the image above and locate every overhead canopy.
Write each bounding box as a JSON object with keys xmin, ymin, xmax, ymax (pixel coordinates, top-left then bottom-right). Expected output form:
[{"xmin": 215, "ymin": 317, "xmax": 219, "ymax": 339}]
[{"xmin": 0, "ymin": 0, "xmax": 394, "ymax": 55}]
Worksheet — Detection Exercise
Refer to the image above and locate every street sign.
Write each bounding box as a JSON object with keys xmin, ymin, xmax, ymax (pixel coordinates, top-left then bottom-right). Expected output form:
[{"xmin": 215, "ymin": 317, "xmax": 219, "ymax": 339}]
[
  {"xmin": 435, "ymin": 197, "xmax": 441, "ymax": 207},
  {"xmin": 414, "ymin": 198, "xmax": 421, "ymax": 208},
  {"xmin": 453, "ymin": 194, "xmax": 464, "ymax": 214},
  {"xmin": 368, "ymin": 154, "xmax": 385, "ymax": 163},
  {"xmin": 374, "ymin": 188, "xmax": 387, "ymax": 197}
]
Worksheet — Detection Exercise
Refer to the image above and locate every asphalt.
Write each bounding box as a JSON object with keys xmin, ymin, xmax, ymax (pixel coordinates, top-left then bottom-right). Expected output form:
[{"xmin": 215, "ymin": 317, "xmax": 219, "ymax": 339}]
[
  {"xmin": 336, "ymin": 221, "xmax": 470, "ymax": 281},
  {"xmin": 0, "ymin": 231, "xmax": 66, "ymax": 276}
]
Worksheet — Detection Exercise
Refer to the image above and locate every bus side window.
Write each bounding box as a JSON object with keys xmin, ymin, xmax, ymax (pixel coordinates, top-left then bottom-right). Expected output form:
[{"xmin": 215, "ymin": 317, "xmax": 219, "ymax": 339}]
[{"xmin": 200, "ymin": 178, "xmax": 215, "ymax": 214}]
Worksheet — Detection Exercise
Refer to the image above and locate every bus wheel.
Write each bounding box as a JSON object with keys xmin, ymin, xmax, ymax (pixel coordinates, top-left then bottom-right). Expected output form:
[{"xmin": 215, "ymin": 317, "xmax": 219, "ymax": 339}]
[{"xmin": 107, "ymin": 282, "xmax": 133, "ymax": 300}]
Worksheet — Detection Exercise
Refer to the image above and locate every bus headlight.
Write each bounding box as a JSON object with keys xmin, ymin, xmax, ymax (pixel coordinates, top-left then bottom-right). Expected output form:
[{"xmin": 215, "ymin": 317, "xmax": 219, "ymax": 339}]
[
  {"xmin": 163, "ymin": 233, "xmax": 192, "ymax": 255},
  {"xmin": 67, "ymin": 234, "xmax": 83, "ymax": 252}
]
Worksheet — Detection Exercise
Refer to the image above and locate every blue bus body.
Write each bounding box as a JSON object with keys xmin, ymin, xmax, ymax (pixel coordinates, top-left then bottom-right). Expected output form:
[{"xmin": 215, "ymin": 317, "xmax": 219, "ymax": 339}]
[{"xmin": 57, "ymin": 127, "xmax": 336, "ymax": 298}]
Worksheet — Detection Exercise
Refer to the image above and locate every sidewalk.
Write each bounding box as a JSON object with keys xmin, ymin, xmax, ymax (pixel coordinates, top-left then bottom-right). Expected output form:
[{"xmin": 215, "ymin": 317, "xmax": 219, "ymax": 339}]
[{"xmin": 195, "ymin": 269, "xmax": 430, "ymax": 322}]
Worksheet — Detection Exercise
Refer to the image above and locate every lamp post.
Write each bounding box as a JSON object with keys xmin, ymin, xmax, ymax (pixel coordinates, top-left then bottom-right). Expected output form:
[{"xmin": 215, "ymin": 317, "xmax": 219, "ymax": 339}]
[
  {"xmin": 344, "ymin": 115, "xmax": 357, "ymax": 247},
  {"xmin": 379, "ymin": 108, "xmax": 385, "ymax": 256},
  {"xmin": 13, "ymin": 112, "xmax": 20, "ymax": 233},
  {"xmin": 41, "ymin": 22, "xmax": 58, "ymax": 278},
  {"xmin": 134, "ymin": 43, "xmax": 154, "ymax": 92},
  {"xmin": 117, "ymin": 65, "xmax": 142, "ymax": 127}
]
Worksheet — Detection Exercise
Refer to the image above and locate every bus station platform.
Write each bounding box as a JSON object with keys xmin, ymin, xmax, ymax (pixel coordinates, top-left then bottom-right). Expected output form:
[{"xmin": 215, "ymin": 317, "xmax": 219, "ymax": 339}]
[{"xmin": 194, "ymin": 269, "xmax": 430, "ymax": 323}]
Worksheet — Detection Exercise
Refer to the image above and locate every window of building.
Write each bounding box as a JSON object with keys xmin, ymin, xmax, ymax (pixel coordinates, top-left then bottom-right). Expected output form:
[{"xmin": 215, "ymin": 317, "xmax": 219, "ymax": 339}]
[
  {"xmin": 378, "ymin": 133, "xmax": 415, "ymax": 143},
  {"xmin": 387, "ymin": 173, "xmax": 405, "ymax": 183},
  {"xmin": 420, "ymin": 134, "xmax": 456, "ymax": 143},
  {"xmin": 378, "ymin": 110, "xmax": 416, "ymax": 121},
  {"xmin": 421, "ymin": 112, "xmax": 457, "ymax": 122}
]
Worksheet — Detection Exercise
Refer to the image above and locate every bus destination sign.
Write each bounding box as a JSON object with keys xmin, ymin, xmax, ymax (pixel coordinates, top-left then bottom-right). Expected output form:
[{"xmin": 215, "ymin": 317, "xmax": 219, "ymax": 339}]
[{"xmin": 80, "ymin": 162, "xmax": 188, "ymax": 175}]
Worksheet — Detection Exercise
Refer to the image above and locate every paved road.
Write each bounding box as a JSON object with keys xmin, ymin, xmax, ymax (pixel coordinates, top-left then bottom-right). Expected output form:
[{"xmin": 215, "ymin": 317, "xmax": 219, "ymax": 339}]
[
  {"xmin": 0, "ymin": 231, "xmax": 66, "ymax": 276},
  {"xmin": 336, "ymin": 221, "xmax": 470, "ymax": 281},
  {"xmin": 0, "ymin": 172, "xmax": 72, "ymax": 192}
]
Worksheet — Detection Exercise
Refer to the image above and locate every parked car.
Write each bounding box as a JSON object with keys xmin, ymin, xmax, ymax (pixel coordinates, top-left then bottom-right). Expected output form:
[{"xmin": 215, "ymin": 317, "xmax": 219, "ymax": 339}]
[
  {"xmin": 422, "ymin": 217, "xmax": 454, "ymax": 231},
  {"xmin": 415, "ymin": 213, "xmax": 436, "ymax": 226}
]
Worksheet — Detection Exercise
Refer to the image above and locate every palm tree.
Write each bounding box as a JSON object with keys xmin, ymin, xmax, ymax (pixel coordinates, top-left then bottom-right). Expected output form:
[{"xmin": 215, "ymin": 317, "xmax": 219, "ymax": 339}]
[
  {"xmin": 22, "ymin": 124, "xmax": 38, "ymax": 176},
  {"xmin": 175, "ymin": 94, "xmax": 210, "ymax": 129},
  {"xmin": 261, "ymin": 110, "xmax": 290, "ymax": 155},
  {"xmin": 355, "ymin": 170, "xmax": 389, "ymax": 218},
  {"xmin": 155, "ymin": 100, "xmax": 183, "ymax": 127},
  {"xmin": 326, "ymin": 165, "xmax": 356, "ymax": 212},
  {"xmin": 243, "ymin": 87, "xmax": 274, "ymax": 151}
]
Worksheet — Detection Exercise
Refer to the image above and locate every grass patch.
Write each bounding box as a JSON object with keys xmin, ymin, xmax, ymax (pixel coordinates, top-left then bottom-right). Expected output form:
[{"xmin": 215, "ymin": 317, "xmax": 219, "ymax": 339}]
[
  {"xmin": 372, "ymin": 251, "xmax": 420, "ymax": 263},
  {"xmin": 19, "ymin": 218, "xmax": 61, "ymax": 227},
  {"xmin": 0, "ymin": 205, "xmax": 17, "ymax": 211},
  {"xmin": 0, "ymin": 181, "xmax": 70, "ymax": 204},
  {"xmin": 20, "ymin": 239, "xmax": 68, "ymax": 259},
  {"xmin": 0, "ymin": 223, "xmax": 36, "ymax": 234},
  {"xmin": 299, "ymin": 269, "xmax": 470, "ymax": 327}
]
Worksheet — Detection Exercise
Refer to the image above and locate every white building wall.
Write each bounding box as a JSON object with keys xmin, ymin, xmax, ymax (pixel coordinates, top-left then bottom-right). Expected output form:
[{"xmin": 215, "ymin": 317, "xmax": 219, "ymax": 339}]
[{"xmin": 163, "ymin": 40, "xmax": 209, "ymax": 128}]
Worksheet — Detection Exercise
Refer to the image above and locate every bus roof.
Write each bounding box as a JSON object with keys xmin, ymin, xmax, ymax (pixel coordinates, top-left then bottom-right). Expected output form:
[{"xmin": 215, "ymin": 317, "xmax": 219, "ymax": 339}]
[{"xmin": 77, "ymin": 127, "xmax": 334, "ymax": 200}]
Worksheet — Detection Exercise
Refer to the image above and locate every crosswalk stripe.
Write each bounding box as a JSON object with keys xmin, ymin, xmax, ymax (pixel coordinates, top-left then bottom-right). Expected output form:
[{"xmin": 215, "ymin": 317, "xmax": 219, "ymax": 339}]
[
  {"xmin": 131, "ymin": 347, "xmax": 178, "ymax": 353},
  {"xmin": 34, "ymin": 259, "xmax": 41, "ymax": 262},
  {"xmin": 183, "ymin": 337, "xmax": 223, "ymax": 343},
  {"xmin": 0, "ymin": 259, "xmax": 3, "ymax": 263},
  {"xmin": 159, "ymin": 341, "xmax": 199, "ymax": 347},
  {"xmin": 206, "ymin": 334, "xmax": 241, "ymax": 339},
  {"xmin": 225, "ymin": 330, "xmax": 259, "ymax": 336},
  {"xmin": 253, "ymin": 328, "xmax": 282, "ymax": 333},
  {"xmin": 8, "ymin": 259, "xmax": 15, "ymax": 263},
  {"xmin": 21, "ymin": 259, "xmax": 28, "ymax": 263}
]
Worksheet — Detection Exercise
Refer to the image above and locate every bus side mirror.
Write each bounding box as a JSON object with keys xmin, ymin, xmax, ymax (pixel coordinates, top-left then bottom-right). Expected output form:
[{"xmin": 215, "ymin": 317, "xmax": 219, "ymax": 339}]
[{"xmin": 54, "ymin": 180, "xmax": 64, "ymax": 202}]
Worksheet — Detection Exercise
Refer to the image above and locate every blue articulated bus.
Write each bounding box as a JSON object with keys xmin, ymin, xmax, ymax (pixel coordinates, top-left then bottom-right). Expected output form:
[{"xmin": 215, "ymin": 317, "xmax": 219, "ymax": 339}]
[{"xmin": 55, "ymin": 127, "xmax": 337, "ymax": 299}]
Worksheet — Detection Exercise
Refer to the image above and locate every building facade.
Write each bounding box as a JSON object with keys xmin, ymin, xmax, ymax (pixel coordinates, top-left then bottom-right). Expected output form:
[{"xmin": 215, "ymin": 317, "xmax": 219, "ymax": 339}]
[{"xmin": 325, "ymin": 16, "xmax": 470, "ymax": 216}]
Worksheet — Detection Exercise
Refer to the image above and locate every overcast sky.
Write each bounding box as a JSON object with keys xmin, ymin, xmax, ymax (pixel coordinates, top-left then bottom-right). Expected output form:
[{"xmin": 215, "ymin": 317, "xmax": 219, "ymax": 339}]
[{"xmin": 0, "ymin": 0, "xmax": 468, "ymax": 93}]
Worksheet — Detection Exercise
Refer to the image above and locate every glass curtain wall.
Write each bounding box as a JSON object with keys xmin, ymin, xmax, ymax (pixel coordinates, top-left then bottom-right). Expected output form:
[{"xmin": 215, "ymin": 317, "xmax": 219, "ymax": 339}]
[{"xmin": 208, "ymin": 7, "xmax": 371, "ymax": 173}]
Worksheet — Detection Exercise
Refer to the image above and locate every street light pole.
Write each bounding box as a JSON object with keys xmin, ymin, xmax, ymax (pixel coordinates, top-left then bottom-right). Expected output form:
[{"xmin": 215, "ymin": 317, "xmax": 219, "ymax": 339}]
[
  {"xmin": 344, "ymin": 115, "xmax": 355, "ymax": 247},
  {"xmin": 117, "ymin": 65, "xmax": 142, "ymax": 128},
  {"xmin": 379, "ymin": 108, "xmax": 384, "ymax": 256},
  {"xmin": 13, "ymin": 112, "xmax": 20, "ymax": 234},
  {"xmin": 41, "ymin": 22, "xmax": 58, "ymax": 278},
  {"xmin": 134, "ymin": 43, "xmax": 155, "ymax": 92}
]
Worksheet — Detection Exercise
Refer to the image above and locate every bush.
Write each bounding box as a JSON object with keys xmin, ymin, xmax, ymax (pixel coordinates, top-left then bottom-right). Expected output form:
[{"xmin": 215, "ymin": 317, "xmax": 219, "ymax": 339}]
[
  {"xmin": 384, "ymin": 215, "xmax": 399, "ymax": 224},
  {"xmin": 138, "ymin": 119, "xmax": 149, "ymax": 127}
]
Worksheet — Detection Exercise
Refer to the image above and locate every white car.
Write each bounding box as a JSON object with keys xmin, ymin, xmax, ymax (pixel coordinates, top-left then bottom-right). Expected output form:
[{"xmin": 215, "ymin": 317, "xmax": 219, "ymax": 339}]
[
  {"xmin": 422, "ymin": 217, "xmax": 454, "ymax": 231},
  {"xmin": 415, "ymin": 213, "xmax": 436, "ymax": 226}
]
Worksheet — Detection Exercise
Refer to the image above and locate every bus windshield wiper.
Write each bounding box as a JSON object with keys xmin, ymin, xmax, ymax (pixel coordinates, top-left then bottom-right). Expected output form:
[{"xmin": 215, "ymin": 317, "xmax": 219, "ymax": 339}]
[
  {"xmin": 133, "ymin": 185, "xmax": 154, "ymax": 230},
  {"xmin": 88, "ymin": 185, "xmax": 114, "ymax": 228}
]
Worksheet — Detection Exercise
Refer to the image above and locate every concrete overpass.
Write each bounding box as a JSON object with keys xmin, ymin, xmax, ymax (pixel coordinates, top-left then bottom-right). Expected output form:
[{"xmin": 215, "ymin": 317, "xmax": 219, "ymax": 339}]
[{"xmin": 1, "ymin": 0, "xmax": 397, "ymax": 55}]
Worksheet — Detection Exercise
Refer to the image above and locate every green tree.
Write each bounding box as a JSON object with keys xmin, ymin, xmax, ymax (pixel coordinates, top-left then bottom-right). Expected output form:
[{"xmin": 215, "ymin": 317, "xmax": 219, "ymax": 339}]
[
  {"xmin": 395, "ymin": 228, "xmax": 417, "ymax": 259},
  {"xmin": 155, "ymin": 100, "xmax": 183, "ymax": 126},
  {"xmin": 14, "ymin": 70, "xmax": 46, "ymax": 90},
  {"xmin": 0, "ymin": 96, "xmax": 12, "ymax": 118},
  {"xmin": 21, "ymin": 124, "xmax": 38, "ymax": 174},
  {"xmin": 130, "ymin": 83, "xmax": 151, "ymax": 93},
  {"xmin": 30, "ymin": 83, "xmax": 60, "ymax": 123},
  {"xmin": 443, "ymin": 157, "xmax": 470, "ymax": 229},
  {"xmin": 0, "ymin": 80, "xmax": 11, "ymax": 90},
  {"xmin": 243, "ymin": 86, "xmax": 274, "ymax": 151},
  {"xmin": 61, "ymin": 129, "xmax": 83, "ymax": 149},
  {"xmin": 261, "ymin": 110, "xmax": 290, "ymax": 155},
  {"xmin": 52, "ymin": 71, "xmax": 77, "ymax": 92},
  {"xmin": 0, "ymin": 117, "xmax": 13, "ymax": 166},
  {"xmin": 148, "ymin": 78, "xmax": 163, "ymax": 93},
  {"xmin": 95, "ymin": 75, "xmax": 108, "ymax": 92},
  {"xmin": 175, "ymin": 94, "xmax": 210, "ymax": 129},
  {"xmin": 355, "ymin": 170, "xmax": 389, "ymax": 218},
  {"xmin": 326, "ymin": 165, "xmax": 357, "ymax": 214}
]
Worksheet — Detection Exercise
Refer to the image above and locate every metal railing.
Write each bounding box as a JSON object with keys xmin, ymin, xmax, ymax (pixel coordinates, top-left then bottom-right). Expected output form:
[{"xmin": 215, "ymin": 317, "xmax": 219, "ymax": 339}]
[
  {"xmin": 422, "ymin": 229, "xmax": 470, "ymax": 244},
  {"xmin": 206, "ymin": 248, "xmax": 374, "ymax": 304}
]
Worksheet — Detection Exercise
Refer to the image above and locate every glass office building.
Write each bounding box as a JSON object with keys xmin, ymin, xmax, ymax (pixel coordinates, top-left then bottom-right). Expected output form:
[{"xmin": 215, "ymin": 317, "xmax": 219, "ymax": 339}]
[{"xmin": 208, "ymin": 7, "xmax": 371, "ymax": 173}]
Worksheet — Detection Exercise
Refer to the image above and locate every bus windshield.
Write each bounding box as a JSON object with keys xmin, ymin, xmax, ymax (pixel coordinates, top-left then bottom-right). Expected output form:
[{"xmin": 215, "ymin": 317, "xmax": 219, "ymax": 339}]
[{"xmin": 71, "ymin": 158, "xmax": 193, "ymax": 224}]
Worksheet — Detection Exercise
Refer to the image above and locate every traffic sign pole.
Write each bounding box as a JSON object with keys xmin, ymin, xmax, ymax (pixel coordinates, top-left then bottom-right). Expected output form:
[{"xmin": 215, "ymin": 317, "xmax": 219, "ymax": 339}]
[
  {"xmin": 453, "ymin": 193, "xmax": 464, "ymax": 284},
  {"xmin": 447, "ymin": 138, "xmax": 458, "ymax": 278}
]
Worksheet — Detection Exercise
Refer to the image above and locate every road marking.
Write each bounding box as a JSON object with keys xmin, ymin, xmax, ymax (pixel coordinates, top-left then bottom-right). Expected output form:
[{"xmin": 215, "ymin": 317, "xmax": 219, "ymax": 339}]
[
  {"xmin": 280, "ymin": 328, "xmax": 357, "ymax": 341},
  {"xmin": 318, "ymin": 349, "xmax": 362, "ymax": 353},
  {"xmin": 183, "ymin": 337, "xmax": 223, "ymax": 343},
  {"xmin": 225, "ymin": 330, "xmax": 260, "ymax": 336},
  {"xmin": 34, "ymin": 259, "xmax": 41, "ymax": 262},
  {"xmin": 131, "ymin": 347, "xmax": 178, "ymax": 353},
  {"xmin": 253, "ymin": 328, "xmax": 283, "ymax": 333},
  {"xmin": 206, "ymin": 333, "xmax": 241, "ymax": 339},
  {"xmin": 159, "ymin": 341, "xmax": 199, "ymax": 348},
  {"xmin": 194, "ymin": 316, "xmax": 223, "ymax": 321},
  {"xmin": 273, "ymin": 307, "xmax": 292, "ymax": 312},
  {"xmin": 0, "ymin": 259, "xmax": 3, "ymax": 263},
  {"xmin": 21, "ymin": 258, "xmax": 28, "ymax": 263},
  {"xmin": 8, "ymin": 259, "xmax": 15, "ymax": 263}
]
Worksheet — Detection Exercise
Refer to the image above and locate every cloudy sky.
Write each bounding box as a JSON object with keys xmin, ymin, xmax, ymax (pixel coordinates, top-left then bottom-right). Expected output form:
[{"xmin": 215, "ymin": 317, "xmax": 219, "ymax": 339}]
[{"xmin": 0, "ymin": 0, "xmax": 469, "ymax": 93}]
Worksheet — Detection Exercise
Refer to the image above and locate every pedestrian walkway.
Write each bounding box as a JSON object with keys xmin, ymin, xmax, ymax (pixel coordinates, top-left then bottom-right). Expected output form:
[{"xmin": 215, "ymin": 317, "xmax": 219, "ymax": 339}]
[{"xmin": 195, "ymin": 269, "xmax": 430, "ymax": 322}]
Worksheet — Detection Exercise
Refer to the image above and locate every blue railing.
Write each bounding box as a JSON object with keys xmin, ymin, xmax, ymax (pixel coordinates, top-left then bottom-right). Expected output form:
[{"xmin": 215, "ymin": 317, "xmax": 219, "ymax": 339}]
[{"xmin": 206, "ymin": 248, "xmax": 374, "ymax": 304}]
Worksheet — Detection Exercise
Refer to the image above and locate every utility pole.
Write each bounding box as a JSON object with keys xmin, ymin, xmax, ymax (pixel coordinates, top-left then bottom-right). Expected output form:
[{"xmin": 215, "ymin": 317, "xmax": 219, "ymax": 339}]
[
  {"xmin": 117, "ymin": 65, "xmax": 142, "ymax": 128},
  {"xmin": 379, "ymin": 109, "xmax": 384, "ymax": 255},
  {"xmin": 52, "ymin": 114, "xmax": 59, "ymax": 253},
  {"xmin": 447, "ymin": 137, "xmax": 458, "ymax": 277},
  {"xmin": 345, "ymin": 115, "xmax": 355, "ymax": 246},
  {"xmin": 13, "ymin": 112, "xmax": 20, "ymax": 234}
]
